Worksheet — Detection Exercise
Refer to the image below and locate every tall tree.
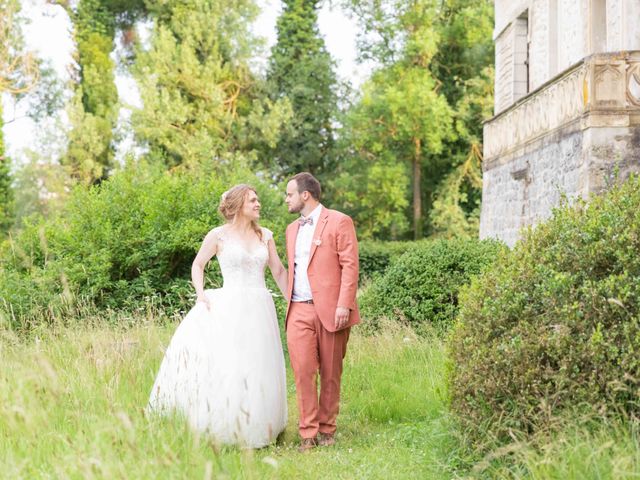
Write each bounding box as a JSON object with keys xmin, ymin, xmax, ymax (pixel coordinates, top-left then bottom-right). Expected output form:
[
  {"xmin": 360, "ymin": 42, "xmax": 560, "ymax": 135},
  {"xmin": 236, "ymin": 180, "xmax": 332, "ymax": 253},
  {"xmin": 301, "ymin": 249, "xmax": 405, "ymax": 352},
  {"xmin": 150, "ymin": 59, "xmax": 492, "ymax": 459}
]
[
  {"xmin": 60, "ymin": 0, "xmax": 118, "ymax": 183},
  {"xmin": 267, "ymin": 0, "xmax": 338, "ymax": 180},
  {"xmin": 338, "ymin": 0, "xmax": 454, "ymax": 239},
  {"xmin": 132, "ymin": 0, "xmax": 291, "ymax": 169},
  {"xmin": 58, "ymin": 0, "xmax": 145, "ymax": 184},
  {"xmin": 423, "ymin": 0, "xmax": 493, "ymax": 238},
  {"xmin": 336, "ymin": 0, "xmax": 494, "ymax": 239},
  {"xmin": 0, "ymin": 0, "xmax": 39, "ymax": 232}
]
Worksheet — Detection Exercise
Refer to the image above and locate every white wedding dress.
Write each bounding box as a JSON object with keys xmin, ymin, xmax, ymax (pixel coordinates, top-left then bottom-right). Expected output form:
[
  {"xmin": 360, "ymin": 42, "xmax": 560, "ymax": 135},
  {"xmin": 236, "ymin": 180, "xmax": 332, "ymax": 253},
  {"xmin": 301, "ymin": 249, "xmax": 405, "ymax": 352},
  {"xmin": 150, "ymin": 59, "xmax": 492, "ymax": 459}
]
[{"xmin": 147, "ymin": 226, "xmax": 287, "ymax": 448}]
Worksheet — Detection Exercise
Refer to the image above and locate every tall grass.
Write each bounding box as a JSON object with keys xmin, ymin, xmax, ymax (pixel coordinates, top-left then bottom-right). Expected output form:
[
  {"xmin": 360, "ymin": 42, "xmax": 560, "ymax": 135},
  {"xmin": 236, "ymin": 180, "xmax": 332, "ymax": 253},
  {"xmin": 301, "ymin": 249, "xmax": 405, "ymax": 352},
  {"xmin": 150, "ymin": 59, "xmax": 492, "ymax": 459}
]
[
  {"xmin": 470, "ymin": 416, "xmax": 640, "ymax": 479},
  {"xmin": 1, "ymin": 315, "xmax": 639, "ymax": 479},
  {"xmin": 0, "ymin": 316, "xmax": 461, "ymax": 479}
]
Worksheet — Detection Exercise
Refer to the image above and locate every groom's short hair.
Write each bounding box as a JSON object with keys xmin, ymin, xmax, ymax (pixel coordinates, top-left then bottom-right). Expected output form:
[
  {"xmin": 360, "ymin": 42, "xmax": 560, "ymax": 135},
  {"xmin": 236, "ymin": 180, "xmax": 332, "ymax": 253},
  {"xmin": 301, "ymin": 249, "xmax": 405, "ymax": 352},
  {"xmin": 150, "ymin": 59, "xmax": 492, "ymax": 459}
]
[{"xmin": 292, "ymin": 172, "xmax": 321, "ymax": 201}]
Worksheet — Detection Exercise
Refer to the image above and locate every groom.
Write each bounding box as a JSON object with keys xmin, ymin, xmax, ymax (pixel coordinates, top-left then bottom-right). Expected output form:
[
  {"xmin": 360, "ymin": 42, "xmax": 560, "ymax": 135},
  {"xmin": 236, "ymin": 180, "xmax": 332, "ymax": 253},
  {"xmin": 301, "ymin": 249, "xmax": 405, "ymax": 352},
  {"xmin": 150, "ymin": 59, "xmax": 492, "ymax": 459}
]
[{"xmin": 284, "ymin": 172, "xmax": 360, "ymax": 452}]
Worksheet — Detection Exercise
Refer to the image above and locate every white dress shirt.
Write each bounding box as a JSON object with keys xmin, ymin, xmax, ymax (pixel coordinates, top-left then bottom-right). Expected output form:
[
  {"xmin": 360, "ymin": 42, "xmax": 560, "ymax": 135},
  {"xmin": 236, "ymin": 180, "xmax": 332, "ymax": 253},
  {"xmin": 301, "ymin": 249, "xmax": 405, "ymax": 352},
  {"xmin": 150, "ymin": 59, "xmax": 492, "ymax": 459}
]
[{"xmin": 292, "ymin": 204, "xmax": 323, "ymax": 301}]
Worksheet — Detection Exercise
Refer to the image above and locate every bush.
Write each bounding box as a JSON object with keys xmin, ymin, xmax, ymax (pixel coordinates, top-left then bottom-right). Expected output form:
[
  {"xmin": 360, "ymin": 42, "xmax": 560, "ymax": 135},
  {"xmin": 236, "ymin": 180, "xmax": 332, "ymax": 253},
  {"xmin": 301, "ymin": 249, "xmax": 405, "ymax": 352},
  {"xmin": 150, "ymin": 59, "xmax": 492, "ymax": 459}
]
[
  {"xmin": 358, "ymin": 240, "xmax": 414, "ymax": 281},
  {"xmin": 0, "ymin": 162, "xmax": 291, "ymax": 328},
  {"xmin": 448, "ymin": 175, "xmax": 640, "ymax": 444},
  {"xmin": 360, "ymin": 238, "xmax": 502, "ymax": 334}
]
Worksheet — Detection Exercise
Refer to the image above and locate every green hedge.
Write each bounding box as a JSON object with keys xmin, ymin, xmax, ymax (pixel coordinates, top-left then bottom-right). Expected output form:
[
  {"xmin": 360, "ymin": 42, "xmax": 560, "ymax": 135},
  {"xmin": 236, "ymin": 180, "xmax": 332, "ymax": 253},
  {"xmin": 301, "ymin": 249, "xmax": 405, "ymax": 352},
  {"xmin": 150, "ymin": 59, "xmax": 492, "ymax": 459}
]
[
  {"xmin": 360, "ymin": 238, "xmax": 503, "ymax": 334},
  {"xmin": 0, "ymin": 162, "xmax": 291, "ymax": 328},
  {"xmin": 358, "ymin": 240, "xmax": 414, "ymax": 281},
  {"xmin": 448, "ymin": 175, "xmax": 640, "ymax": 444}
]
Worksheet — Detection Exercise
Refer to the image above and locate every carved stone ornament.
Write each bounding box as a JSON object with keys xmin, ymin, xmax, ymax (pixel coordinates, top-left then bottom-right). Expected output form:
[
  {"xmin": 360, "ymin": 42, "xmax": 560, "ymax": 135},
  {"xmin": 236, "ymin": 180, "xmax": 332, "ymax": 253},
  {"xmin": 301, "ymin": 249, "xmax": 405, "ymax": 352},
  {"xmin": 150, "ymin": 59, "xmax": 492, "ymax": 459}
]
[
  {"xmin": 594, "ymin": 64, "xmax": 623, "ymax": 106},
  {"xmin": 484, "ymin": 52, "xmax": 640, "ymax": 162},
  {"xmin": 627, "ymin": 63, "xmax": 640, "ymax": 107}
]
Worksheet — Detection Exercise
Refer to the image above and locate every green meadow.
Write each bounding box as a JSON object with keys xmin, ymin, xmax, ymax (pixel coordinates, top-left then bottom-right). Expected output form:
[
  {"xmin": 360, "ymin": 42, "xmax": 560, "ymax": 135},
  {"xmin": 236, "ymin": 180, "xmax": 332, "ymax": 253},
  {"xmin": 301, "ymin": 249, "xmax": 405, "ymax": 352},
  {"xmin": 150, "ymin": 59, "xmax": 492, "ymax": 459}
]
[{"xmin": 2, "ymin": 314, "xmax": 638, "ymax": 479}]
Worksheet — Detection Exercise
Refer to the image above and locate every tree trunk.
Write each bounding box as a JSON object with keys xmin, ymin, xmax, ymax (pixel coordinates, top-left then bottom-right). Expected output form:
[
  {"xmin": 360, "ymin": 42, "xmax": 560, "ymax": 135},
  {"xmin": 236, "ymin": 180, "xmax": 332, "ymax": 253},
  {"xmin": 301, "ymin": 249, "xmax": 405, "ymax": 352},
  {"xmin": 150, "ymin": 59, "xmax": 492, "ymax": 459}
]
[{"xmin": 413, "ymin": 137, "xmax": 422, "ymax": 240}]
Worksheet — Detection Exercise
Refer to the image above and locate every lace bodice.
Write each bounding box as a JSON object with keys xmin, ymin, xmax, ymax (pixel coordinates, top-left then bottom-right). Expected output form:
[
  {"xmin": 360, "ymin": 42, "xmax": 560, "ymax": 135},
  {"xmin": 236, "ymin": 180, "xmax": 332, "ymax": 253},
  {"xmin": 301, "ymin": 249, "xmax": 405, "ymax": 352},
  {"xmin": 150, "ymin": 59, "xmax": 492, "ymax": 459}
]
[{"xmin": 214, "ymin": 226, "xmax": 272, "ymax": 289}]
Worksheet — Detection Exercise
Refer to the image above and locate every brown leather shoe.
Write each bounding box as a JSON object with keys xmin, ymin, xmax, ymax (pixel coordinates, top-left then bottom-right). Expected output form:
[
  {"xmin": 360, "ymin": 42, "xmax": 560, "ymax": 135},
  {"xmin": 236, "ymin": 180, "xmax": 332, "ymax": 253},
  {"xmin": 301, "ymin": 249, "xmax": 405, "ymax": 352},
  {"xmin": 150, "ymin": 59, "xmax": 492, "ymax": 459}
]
[
  {"xmin": 318, "ymin": 433, "xmax": 336, "ymax": 447},
  {"xmin": 298, "ymin": 437, "xmax": 317, "ymax": 453}
]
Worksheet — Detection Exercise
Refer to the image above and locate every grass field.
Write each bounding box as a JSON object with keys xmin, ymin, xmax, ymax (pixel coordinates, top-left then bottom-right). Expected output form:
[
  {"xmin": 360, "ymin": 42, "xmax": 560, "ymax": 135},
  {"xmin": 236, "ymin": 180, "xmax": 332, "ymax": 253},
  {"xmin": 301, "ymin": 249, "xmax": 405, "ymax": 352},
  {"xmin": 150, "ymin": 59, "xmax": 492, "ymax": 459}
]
[{"xmin": 1, "ymin": 315, "xmax": 639, "ymax": 479}]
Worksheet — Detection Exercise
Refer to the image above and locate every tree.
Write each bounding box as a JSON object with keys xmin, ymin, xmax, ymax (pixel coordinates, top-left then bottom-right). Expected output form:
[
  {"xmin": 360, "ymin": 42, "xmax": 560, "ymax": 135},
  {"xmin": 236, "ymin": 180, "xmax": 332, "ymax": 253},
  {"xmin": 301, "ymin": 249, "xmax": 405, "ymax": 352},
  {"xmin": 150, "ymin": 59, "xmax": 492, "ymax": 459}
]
[
  {"xmin": 0, "ymin": 0, "xmax": 39, "ymax": 232},
  {"xmin": 330, "ymin": 153, "xmax": 410, "ymax": 240},
  {"xmin": 428, "ymin": 0, "xmax": 494, "ymax": 238},
  {"xmin": 58, "ymin": 0, "xmax": 118, "ymax": 183},
  {"xmin": 266, "ymin": 0, "xmax": 338, "ymax": 180},
  {"xmin": 131, "ymin": 0, "xmax": 291, "ymax": 169},
  {"xmin": 56, "ymin": 0, "xmax": 146, "ymax": 184},
  {"xmin": 0, "ymin": 0, "xmax": 39, "ymax": 95},
  {"xmin": 429, "ymin": 143, "xmax": 483, "ymax": 238},
  {"xmin": 11, "ymin": 119, "xmax": 70, "ymax": 228},
  {"xmin": 338, "ymin": 0, "xmax": 453, "ymax": 239},
  {"xmin": 336, "ymin": 0, "xmax": 494, "ymax": 239}
]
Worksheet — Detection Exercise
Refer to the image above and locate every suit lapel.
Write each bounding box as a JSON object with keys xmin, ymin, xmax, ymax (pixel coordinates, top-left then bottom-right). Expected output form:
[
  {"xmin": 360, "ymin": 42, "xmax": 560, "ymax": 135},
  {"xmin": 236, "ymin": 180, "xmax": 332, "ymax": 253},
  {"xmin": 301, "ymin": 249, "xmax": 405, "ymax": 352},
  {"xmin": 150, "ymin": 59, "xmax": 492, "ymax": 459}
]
[{"xmin": 308, "ymin": 208, "xmax": 329, "ymax": 264}]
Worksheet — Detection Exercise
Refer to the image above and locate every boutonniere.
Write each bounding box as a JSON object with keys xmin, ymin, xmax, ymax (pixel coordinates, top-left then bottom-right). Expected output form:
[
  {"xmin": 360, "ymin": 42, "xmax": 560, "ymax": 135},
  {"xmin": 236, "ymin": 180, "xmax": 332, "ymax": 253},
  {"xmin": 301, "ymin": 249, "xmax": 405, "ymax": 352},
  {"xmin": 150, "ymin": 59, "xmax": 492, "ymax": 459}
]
[{"xmin": 314, "ymin": 239, "xmax": 322, "ymax": 246}]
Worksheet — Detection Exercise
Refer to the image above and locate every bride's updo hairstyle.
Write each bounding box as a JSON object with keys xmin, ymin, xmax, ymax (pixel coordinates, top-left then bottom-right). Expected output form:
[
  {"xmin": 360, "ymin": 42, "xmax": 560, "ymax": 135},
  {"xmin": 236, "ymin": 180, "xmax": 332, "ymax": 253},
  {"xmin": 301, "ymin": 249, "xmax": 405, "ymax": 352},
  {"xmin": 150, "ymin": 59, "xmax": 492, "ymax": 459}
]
[{"xmin": 218, "ymin": 184, "xmax": 263, "ymax": 240}]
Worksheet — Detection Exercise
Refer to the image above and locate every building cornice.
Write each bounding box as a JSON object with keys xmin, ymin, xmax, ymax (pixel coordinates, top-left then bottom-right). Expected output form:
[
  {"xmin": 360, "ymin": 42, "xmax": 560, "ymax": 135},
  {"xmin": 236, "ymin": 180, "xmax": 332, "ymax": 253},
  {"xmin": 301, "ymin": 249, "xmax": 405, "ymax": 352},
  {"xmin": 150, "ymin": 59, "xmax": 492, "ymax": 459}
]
[{"xmin": 483, "ymin": 51, "xmax": 640, "ymax": 168}]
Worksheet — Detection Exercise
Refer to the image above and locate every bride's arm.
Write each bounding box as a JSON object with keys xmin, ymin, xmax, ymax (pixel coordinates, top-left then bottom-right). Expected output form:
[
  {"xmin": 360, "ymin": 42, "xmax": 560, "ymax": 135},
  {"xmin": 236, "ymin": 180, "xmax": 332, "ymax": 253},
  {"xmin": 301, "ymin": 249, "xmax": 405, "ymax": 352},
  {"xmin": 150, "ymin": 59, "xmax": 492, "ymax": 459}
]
[
  {"xmin": 267, "ymin": 239, "xmax": 288, "ymax": 299},
  {"xmin": 191, "ymin": 229, "xmax": 219, "ymax": 307}
]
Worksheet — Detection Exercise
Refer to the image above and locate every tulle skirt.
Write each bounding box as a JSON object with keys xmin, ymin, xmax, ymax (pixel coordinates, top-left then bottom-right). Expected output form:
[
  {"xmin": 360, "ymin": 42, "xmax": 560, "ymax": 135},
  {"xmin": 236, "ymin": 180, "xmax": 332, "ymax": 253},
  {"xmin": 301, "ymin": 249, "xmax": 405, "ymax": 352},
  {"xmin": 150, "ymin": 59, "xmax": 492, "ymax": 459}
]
[{"xmin": 147, "ymin": 287, "xmax": 287, "ymax": 448}]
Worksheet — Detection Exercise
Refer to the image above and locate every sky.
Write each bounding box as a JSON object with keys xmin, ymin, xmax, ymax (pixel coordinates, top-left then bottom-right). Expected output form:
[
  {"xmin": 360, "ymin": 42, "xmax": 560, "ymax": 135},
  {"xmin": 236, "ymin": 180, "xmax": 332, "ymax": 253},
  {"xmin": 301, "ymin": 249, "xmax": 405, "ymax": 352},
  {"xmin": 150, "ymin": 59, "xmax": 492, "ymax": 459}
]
[{"xmin": 2, "ymin": 0, "xmax": 373, "ymax": 163}]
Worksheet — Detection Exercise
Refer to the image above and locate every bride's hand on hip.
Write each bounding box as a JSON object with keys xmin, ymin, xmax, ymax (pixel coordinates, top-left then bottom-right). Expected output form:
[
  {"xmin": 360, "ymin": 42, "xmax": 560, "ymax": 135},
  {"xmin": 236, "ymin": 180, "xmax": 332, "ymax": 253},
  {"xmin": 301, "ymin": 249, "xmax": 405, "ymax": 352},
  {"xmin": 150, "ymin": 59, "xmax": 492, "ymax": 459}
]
[{"xmin": 197, "ymin": 295, "xmax": 211, "ymax": 311}]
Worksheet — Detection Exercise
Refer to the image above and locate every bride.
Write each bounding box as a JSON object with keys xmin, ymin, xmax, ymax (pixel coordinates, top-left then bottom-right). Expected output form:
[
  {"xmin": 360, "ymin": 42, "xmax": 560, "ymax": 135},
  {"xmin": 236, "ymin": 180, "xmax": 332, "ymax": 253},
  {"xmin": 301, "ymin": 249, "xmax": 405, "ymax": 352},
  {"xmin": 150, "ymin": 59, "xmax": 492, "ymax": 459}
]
[{"xmin": 147, "ymin": 184, "xmax": 289, "ymax": 448}]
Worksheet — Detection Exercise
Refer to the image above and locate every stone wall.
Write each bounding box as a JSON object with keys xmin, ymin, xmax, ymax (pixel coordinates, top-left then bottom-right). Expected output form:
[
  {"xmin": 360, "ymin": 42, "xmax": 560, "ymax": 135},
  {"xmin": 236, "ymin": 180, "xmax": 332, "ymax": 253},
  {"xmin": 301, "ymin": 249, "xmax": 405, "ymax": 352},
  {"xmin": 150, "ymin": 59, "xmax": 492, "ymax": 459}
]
[
  {"xmin": 482, "ymin": 51, "xmax": 640, "ymax": 246},
  {"xmin": 486, "ymin": 1, "xmax": 640, "ymax": 246},
  {"xmin": 480, "ymin": 129, "xmax": 584, "ymax": 246},
  {"xmin": 557, "ymin": 0, "xmax": 588, "ymax": 72},
  {"xmin": 583, "ymin": 125, "xmax": 640, "ymax": 193},
  {"xmin": 481, "ymin": 122, "xmax": 640, "ymax": 247}
]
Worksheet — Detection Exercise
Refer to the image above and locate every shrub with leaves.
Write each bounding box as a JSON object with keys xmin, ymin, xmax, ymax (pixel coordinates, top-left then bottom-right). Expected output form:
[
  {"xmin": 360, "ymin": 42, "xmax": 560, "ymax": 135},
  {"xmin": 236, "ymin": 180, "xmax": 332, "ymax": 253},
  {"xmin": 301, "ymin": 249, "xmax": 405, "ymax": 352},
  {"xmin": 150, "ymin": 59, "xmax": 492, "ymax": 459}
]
[
  {"xmin": 448, "ymin": 175, "xmax": 640, "ymax": 444},
  {"xmin": 0, "ymin": 162, "xmax": 290, "ymax": 328},
  {"xmin": 360, "ymin": 238, "xmax": 502, "ymax": 333},
  {"xmin": 358, "ymin": 240, "xmax": 414, "ymax": 282}
]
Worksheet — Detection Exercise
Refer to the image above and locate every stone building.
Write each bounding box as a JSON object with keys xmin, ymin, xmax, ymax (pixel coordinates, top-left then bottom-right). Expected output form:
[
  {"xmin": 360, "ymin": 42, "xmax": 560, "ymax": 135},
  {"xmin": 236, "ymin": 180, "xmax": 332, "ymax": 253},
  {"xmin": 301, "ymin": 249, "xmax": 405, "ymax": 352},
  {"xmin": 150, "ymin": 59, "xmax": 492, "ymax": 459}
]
[{"xmin": 480, "ymin": 0, "xmax": 640, "ymax": 246}]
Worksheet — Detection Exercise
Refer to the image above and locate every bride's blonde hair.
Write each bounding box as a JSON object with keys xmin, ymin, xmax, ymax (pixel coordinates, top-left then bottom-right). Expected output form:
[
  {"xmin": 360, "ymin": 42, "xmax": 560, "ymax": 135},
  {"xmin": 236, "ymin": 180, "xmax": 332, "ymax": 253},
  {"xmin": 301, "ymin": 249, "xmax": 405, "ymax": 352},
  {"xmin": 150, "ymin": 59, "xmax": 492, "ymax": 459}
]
[{"xmin": 218, "ymin": 184, "xmax": 263, "ymax": 240}]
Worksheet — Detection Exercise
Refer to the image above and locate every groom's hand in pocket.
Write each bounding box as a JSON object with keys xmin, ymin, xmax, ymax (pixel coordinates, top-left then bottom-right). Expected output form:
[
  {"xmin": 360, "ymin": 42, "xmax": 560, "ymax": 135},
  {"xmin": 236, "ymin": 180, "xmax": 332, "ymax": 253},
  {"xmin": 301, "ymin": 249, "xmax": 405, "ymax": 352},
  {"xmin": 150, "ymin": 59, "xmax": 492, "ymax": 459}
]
[{"xmin": 334, "ymin": 306, "xmax": 350, "ymax": 330}]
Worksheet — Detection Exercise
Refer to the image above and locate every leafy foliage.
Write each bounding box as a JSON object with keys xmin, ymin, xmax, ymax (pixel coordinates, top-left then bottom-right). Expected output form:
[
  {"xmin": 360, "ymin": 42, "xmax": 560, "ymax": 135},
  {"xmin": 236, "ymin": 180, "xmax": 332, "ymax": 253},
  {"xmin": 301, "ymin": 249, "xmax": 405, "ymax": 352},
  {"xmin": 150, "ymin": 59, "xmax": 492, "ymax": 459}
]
[
  {"xmin": 0, "ymin": 0, "xmax": 40, "ymax": 234},
  {"xmin": 0, "ymin": 0, "xmax": 39, "ymax": 95},
  {"xmin": 330, "ymin": 153, "xmax": 409, "ymax": 240},
  {"xmin": 0, "ymin": 162, "xmax": 291, "ymax": 328},
  {"xmin": 266, "ymin": 0, "xmax": 338, "ymax": 180},
  {"xmin": 360, "ymin": 238, "xmax": 502, "ymax": 334},
  {"xmin": 61, "ymin": 0, "xmax": 120, "ymax": 183},
  {"xmin": 11, "ymin": 136, "xmax": 70, "ymax": 229},
  {"xmin": 358, "ymin": 240, "xmax": 414, "ymax": 281},
  {"xmin": 132, "ymin": 0, "xmax": 291, "ymax": 169},
  {"xmin": 429, "ymin": 144, "xmax": 483, "ymax": 238},
  {"xmin": 0, "ymin": 103, "xmax": 13, "ymax": 233},
  {"xmin": 427, "ymin": 1, "xmax": 494, "ymax": 238},
  {"xmin": 337, "ymin": 1, "xmax": 454, "ymax": 239},
  {"xmin": 448, "ymin": 175, "xmax": 640, "ymax": 443},
  {"xmin": 336, "ymin": 0, "xmax": 494, "ymax": 240}
]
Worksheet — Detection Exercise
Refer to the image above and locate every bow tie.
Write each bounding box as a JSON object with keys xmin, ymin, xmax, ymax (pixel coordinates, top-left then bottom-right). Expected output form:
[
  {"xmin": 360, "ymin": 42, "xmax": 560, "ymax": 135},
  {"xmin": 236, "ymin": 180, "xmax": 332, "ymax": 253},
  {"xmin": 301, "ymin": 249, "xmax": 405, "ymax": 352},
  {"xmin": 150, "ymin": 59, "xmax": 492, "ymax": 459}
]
[{"xmin": 299, "ymin": 217, "xmax": 314, "ymax": 226}]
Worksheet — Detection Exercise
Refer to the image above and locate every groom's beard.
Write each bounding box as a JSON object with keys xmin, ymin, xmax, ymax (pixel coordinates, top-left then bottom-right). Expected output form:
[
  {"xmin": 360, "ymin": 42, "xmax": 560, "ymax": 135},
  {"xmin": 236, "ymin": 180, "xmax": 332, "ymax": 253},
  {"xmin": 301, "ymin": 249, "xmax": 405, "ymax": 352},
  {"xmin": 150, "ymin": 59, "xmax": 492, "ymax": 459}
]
[{"xmin": 288, "ymin": 202, "xmax": 304, "ymax": 214}]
